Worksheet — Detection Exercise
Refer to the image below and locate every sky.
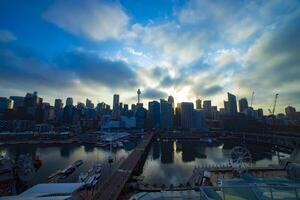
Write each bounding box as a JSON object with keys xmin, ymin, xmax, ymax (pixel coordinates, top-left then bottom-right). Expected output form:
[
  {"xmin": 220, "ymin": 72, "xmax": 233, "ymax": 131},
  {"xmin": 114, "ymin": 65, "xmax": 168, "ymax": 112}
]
[{"xmin": 0, "ymin": 0, "xmax": 300, "ymax": 113}]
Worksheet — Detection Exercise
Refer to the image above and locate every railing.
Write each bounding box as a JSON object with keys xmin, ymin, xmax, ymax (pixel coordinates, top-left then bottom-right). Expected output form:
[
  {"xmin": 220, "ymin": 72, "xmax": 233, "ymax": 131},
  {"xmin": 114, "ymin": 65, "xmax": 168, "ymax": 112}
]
[{"xmin": 199, "ymin": 185, "xmax": 300, "ymax": 200}]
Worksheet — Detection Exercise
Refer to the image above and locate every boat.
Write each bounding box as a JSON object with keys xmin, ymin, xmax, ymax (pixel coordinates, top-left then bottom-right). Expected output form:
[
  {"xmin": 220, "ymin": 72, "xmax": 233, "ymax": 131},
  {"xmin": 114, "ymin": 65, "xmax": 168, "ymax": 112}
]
[
  {"xmin": 79, "ymin": 163, "xmax": 102, "ymax": 186},
  {"xmin": 73, "ymin": 160, "xmax": 83, "ymax": 167},
  {"xmin": 85, "ymin": 175, "xmax": 95, "ymax": 185},
  {"xmin": 78, "ymin": 172, "xmax": 88, "ymax": 182},
  {"xmin": 95, "ymin": 173, "xmax": 101, "ymax": 179},
  {"xmin": 48, "ymin": 170, "xmax": 62, "ymax": 180},
  {"xmin": 61, "ymin": 165, "xmax": 75, "ymax": 175},
  {"xmin": 96, "ymin": 166, "xmax": 102, "ymax": 173},
  {"xmin": 49, "ymin": 160, "xmax": 82, "ymax": 182}
]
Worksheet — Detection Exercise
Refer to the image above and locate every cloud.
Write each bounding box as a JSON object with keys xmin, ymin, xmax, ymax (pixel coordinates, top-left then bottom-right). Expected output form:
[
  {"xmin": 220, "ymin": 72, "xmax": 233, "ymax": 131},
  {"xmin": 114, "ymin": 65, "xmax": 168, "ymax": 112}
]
[
  {"xmin": 234, "ymin": 10, "xmax": 300, "ymax": 111},
  {"xmin": 160, "ymin": 74, "xmax": 190, "ymax": 88},
  {"xmin": 177, "ymin": 0, "xmax": 300, "ymax": 44},
  {"xmin": 143, "ymin": 88, "xmax": 168, "ymax": 100},
  {"xmin": 43, "ymin": 0, "xmax": 129, "ymax": 41},
  {"xmin": 130, "ymin": 22, "xmax": 206, "ymax": 65},
  {"xmin": 56, "ymin": 49, "xmax": 138, "ymax": 88},
  {"xmin": 1, "ymin": 0, "xmax": 300, "ymax": 112},
  {"xmin": 125, "ymin": 47, "xmax": 144, "ymax": 57},
  {"xmin": 0, "ymin": 44, "xmax": 138, "ymax": 102},
  {"xmin": 192, "ymin": 84, "xmax": 223, "ymax": 97},
  {"xmin": 0, "ymin": 30, "xmax": 16, "ymax": 42}
]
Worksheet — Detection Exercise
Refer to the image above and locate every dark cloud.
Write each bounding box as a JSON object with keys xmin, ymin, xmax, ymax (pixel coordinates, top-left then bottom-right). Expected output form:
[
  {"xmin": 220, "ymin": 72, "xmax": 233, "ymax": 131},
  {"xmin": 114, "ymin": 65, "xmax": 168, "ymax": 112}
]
[
  {"xmin": 0, "ymin": 44, "xmax": 71, "ymax": 90},
  {"xmin": 56, "ymin": 50, "xmax": 138, "ymax": 88},
  {"xmin": 0, "ymin": 44, "xmax": 138, "ymax": 95},
  {"xmin": 143, "ymin": 88, "xmax": 167, "ymax": 100},
  {"xmin": 193, "ymin": 84, "xmax": 223, "ymax": 97},
  {"xmin": 202, "ymin": 85, "xmax": 223, "ymax": 96},
  {"xmin": 151, "ymin": 67, "xmax": 168, "ymax": 79},
  {"xmin": 241, "ymin": 12, "xmax": 300, "ymax": 89},
  {"xmin": 160, "ymin": 73, "xmax": 191, "ymax": 88}
]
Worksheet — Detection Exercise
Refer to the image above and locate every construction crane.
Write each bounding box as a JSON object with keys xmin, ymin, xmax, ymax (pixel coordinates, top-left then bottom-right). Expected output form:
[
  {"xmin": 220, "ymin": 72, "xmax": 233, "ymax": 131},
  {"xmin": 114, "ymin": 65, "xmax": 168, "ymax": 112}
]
[
  {"xmin": 250, "ymin": 91, "xmax": 254, "ymax": 107},
  {"xmin": 268, "ymin": 93, "xmax": 279, "ymax": 115}
]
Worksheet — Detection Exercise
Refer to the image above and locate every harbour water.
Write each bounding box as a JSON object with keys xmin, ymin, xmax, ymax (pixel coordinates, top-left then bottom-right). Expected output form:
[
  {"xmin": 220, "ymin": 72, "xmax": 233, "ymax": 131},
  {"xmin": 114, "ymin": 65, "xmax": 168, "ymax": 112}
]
[
  {"xmin": 0, "ymin": 139, "xmax": 138, "ymax": 194},
  {"xmin": 0, "ymin": 139, "xmax": 291, "ymax": 194},
  {"xmin": 141, "ymin": 140, "xmax": 290, "ymax": 185}
]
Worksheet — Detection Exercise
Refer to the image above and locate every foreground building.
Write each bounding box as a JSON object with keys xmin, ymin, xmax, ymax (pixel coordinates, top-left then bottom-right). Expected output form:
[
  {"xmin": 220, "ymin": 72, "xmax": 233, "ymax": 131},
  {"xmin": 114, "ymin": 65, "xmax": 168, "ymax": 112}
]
[
  {"xmin": 180, "ymin": 102, "xmax": 194, "ymax": 129},
  {"xmin": 160, "ymin": 99, "xmax": 173, "ymax": 130}
]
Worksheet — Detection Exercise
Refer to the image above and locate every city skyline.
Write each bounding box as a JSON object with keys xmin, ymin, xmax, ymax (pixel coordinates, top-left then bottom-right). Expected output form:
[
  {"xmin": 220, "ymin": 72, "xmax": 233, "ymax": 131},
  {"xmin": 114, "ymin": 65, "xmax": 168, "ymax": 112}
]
[
  {"xmin": 1, "ymin": 0, "xmax": 300, "ymax": 113},
  {"xmin": 1, "ymin": 90, "xmax": 298, "ymax": 117}
]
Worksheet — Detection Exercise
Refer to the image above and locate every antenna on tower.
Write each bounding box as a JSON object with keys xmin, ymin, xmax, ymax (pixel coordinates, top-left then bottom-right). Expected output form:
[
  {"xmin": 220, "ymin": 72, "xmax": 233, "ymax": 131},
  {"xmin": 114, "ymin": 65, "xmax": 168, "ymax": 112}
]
[{"xmin": 137, "ymin": 89, "xmax": 141, "ymax": 104}]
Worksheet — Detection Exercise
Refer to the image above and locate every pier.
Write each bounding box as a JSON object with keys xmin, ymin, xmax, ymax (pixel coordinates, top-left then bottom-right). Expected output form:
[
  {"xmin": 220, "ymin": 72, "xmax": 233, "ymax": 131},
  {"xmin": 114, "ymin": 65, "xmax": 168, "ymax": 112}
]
[{"xmin": 92, "ymin": 132, "xmax": 154, "ymax": 200}]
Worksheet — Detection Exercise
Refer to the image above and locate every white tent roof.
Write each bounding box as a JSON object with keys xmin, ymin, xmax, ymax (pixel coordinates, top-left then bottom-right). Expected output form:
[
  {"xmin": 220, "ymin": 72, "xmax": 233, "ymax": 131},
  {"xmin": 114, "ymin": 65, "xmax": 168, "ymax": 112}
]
[{"xmin": 2, "ymin": 183, "xmax": 85, "ymax": 200}]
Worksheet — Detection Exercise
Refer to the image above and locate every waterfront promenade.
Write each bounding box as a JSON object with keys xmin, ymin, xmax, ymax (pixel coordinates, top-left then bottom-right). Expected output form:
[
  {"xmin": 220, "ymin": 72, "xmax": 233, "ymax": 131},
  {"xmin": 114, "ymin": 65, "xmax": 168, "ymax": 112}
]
[{"xmin": 92, "ymin": 132, "xmax": 154, "ymax": 200}]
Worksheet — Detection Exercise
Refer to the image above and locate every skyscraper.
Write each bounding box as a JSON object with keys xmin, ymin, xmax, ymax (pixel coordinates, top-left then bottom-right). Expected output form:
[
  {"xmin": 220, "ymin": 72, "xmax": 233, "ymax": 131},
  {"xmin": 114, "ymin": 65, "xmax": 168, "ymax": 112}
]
[
  {"xmin": 0, "ymin": 97, "xmax": 13, "ymax": 113},
  {"xmin": 180, "ymin": 102, "xmax": 194, "ymax": 129},
  {"xmin": 54, "ymin": 99, "xmax": 63, "ymax": 115},
  {"xmin": 24, "ymin": 92, "xmax": 43, "ymax": 120},
  {"xmin": 112, "ymin": 94, "xmax": 120, "ymax": 120},
  {"xmin": 168, "ymin": 95, "xmax": 175, "ymax": 125},
  {"xmin": 167, "ymin": 95, "xmax": 174, "ymax": 109},
  {"xmin": 123, "ymin": 104, "xmax": 129, "ymax": 116},
  {"xmin": 160, "ymin": 99, "xmax": 173, "ymax": 130},
  {"xmin": 285, "ymin": 106, "xmax": 298, "ymax": 119},
  {"xmin": 137, "ymin": 89, "xmax": 141, "ymax": 104},
  {"xmin": 285, "ymin": 106, "xmax": 296, "ymax": 116},
  {"xmin": 224, "ymin": 101, "xmax": 229, "ymax": 114},
  {"xmin": 196, "ymin": 99, "xmax": 202, "ymax": 109},
  {"xmin": 148, "ymin": 101, "xmax": 160, "ymax": 129},
  {"xmin": 135, "ymin": 106, "xmax": 147, "ymax": 129},
  {"xmin": 9, "ymin": 96, "xmax": 24, "ymax": 110},
  {"xmin": 86, "ymin": 98, "xmax": 94, "ymax": 109},
  {"xmin": 203, "ymin": 100, "xmax": 212, "ymax": 118},
  {"xmin": 227, "ymin": 93, "xmax": 238, "ymax": 115},
  {"xmin": 192, "ymin": 109, "xmax": 205, "ymax": 130},
  {"xmin": 239, "ymin": 98, "xmax": 248, "ymax": 113},
  {"xmin": 66, "ymin": 97, "xmax": 73, "ymax": 106},
  {"xmin": 175, "ymin": 103, "xmax": 182, "ymax": 128}
]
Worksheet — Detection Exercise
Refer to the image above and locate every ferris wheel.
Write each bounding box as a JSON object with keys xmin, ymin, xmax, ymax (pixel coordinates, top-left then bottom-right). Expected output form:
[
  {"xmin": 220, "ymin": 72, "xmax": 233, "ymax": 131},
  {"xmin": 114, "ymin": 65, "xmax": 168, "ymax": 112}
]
[{"xmin": 230, "ymin": 146, "xmax": 252, "ymax": 173}]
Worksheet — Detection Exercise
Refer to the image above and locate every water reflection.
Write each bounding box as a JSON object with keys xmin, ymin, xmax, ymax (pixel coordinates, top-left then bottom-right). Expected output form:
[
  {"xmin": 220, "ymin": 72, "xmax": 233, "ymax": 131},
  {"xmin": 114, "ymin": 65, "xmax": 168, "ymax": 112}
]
[
  {"xmin": 142, "ymin": 140, "xmax": 287, "ymax": 185},
  {"xmin": 1, "ymin": 141, "xmax": 137, "ymax": 195},
  {"xmin": 161, "ymin": 141, "xmax": 173, "ymax": 164}
]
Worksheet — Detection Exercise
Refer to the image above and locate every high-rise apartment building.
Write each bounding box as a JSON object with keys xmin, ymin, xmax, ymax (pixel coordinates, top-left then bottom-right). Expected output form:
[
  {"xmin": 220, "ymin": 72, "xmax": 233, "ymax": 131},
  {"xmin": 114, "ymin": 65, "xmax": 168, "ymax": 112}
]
[
  {"xmin": 203, "ymin": 100, "xmax": 212, "ymax": 118},
  {"xmin": 160, "ymin": 99, "xmax": 173, "ymax": 130},
  {"xmin": 239, "ymin": 98, "xmax": 248, "ymax": 113},
  {"xmin": 196, "ymin": 99, "xmax": 202, "ymax": 109},
  {"xmin": 9, "ymin": 96, "xmax": 24, "ymax": 109},
  {"xmin": 0, "ymin": 97, "xmax": 13, "ymax": 113},
  {"xmin": 66, "ymin": 97, "xmax": 73, "ymax": 106},
  {"xmin": 228, "ymin": 93, "xmax": 237, "ymax": 115},
  {"xmin": 112, "ymin": 94, "xmax": 120, "ymax": 120},
  {"xmin": 180, "ymin": 102, "xmax": 194, "ymax": 129},
  {"xmin": 86, "ymin": 98, "xmax": 94, "ymax": 109},
  {"xmin": 148, "ymin": 101, "xmax": 160, "ymax": 129}
]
